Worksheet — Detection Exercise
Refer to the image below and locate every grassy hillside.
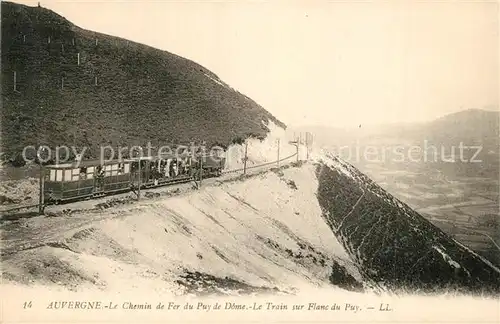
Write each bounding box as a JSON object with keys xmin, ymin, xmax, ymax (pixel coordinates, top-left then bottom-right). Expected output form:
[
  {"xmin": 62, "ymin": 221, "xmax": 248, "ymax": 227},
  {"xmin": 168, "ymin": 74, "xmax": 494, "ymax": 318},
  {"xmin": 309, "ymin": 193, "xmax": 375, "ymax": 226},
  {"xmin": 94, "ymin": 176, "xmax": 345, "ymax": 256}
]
[
  {"xmin": 1, "ymin": 2, "xmax": 285, "ymax": 165},
  {"xmin": 316, "ymin": 155, "xmax": 500, "ymax": 295}
]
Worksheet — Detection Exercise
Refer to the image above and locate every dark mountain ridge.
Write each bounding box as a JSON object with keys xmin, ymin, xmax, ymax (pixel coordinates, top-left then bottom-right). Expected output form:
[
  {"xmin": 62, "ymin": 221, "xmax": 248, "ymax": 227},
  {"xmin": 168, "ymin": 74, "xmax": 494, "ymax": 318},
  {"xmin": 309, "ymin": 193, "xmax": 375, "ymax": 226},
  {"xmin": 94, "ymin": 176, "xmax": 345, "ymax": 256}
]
[
  {"xmin": 1, "ymin": 1, "xmax": 285, "ymax": 165},
  {"xmin": 316, "ymin": 155, "xmax": 500, "ymax": 295}
]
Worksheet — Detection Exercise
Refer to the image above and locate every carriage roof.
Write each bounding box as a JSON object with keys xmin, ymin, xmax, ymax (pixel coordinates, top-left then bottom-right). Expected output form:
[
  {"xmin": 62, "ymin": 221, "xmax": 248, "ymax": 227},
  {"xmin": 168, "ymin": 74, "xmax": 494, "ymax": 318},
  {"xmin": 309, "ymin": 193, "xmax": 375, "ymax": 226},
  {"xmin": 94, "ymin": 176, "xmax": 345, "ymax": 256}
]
[
  {"xmin": 45, "ymin": 159, "xmax": 123, "ymax": 169},
  {"xmin": 45, "ymin": 151, "xmax": 201, "ymax": 169}
]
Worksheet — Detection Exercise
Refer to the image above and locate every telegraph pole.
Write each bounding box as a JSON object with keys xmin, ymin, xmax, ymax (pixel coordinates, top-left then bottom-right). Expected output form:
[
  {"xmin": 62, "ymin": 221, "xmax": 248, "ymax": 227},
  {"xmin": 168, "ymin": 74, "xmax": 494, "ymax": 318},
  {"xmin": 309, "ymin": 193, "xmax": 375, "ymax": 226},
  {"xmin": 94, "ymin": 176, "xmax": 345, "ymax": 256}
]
[
  {"xmin": 243, "ymin": 140, "xmax": 248, "ymax": 174},
  {"xmin": 296, "ymin": 140, "xmax": 299, "ymax": 162},
  {"xmin": 38, "ymin": 165, "xmax": 44, "ymax": 214},
  {"xmin": 299, "ymin": 133, "xmax": 303, "ymax": 161},
  {"xmin": 199, "ymin": 153, "xmax": 203, "ymax": 188},
  {"xmin": 137, "ymin": 159, "xmax": 141, "ymax": 201},
  {"xmin": 306, "ymin": 132, "xmax": 312, "ymax": 160},
  {"xmin": 306, "ymin": 132, "xmax": 310, "ymax": 160},
  {"xmin": 37, "ymin": 102, "xmax": 43, "ymax": 214},
  {"xmin": 277, "ymin": 139, "xmax": 280, "ymax": 168}
]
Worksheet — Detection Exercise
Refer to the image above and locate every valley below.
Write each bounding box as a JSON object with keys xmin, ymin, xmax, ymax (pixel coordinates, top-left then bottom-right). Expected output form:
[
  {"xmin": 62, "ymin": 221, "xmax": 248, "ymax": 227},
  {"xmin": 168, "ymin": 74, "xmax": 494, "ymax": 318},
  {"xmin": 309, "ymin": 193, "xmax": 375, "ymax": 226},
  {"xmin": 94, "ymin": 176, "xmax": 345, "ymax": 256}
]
[{"xmin": 333, "ymin": 148, "xmax": 500, "ymax": 268}]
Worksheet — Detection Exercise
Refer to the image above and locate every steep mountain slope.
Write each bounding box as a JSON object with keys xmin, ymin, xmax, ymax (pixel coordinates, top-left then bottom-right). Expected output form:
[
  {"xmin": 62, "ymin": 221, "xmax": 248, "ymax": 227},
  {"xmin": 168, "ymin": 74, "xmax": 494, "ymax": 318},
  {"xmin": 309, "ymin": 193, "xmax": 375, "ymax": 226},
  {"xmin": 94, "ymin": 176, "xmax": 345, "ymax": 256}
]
[
  {"xmin": 1, "ymin": 163, "xmax": 364, "ymax": 294},
  {"xmin": 316, "ymin": 153, "xmax": 500, "ymax": 295},
  {"xmin": 1, "ymin": 2, "xmax": 285, "ymax": 164},
  {"xmin": 2, "ymin": 156, "xmax": 499, "ymax": 296}
]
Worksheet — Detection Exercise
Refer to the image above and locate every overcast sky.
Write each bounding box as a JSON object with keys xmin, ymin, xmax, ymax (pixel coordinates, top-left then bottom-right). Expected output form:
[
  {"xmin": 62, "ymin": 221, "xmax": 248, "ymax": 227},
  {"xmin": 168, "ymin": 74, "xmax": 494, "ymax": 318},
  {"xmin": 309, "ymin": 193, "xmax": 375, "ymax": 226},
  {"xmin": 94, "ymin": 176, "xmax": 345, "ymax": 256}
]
[{"xmin": 11, "ymin": 0, "xmax": 499, "ymax": 128}]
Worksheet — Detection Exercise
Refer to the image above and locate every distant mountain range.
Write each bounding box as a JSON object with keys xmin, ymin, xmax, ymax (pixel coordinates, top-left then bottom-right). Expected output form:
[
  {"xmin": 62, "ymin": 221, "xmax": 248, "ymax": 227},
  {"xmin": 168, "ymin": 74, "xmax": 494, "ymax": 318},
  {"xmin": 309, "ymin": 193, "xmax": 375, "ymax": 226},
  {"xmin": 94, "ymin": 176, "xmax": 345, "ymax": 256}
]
[
  {"xmin": 1, "ymin": 1, "xmax": 285, "ymax": 165},
  {"xmin": 394, "ymin": 109, "xmax": 498, "ymax": 149},
  {"xmin": 293, "ymin": 108, "xmax": 499, "ymax": 183},
  {"xmin": 294, "ymin": 108, "xmax": 499, "ymax": 151}
]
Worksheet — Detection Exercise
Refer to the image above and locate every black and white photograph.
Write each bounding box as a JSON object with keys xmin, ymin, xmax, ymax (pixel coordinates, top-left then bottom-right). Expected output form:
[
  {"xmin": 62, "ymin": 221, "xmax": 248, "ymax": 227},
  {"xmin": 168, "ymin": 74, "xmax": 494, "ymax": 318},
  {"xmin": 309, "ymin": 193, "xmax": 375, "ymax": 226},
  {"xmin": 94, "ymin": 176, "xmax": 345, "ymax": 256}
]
[{"xmin": 1, "ymin": 0, "xmax": 498, "ymax": 323}]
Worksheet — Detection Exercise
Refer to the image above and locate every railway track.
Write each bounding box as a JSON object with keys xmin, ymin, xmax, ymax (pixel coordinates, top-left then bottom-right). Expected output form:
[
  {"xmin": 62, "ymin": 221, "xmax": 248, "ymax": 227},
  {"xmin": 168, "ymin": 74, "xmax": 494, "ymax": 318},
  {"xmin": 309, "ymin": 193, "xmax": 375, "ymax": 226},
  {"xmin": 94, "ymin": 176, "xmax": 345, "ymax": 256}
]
[{"xmin": 0, "ymin": 151, "xmax": 299, "ymax": 220}]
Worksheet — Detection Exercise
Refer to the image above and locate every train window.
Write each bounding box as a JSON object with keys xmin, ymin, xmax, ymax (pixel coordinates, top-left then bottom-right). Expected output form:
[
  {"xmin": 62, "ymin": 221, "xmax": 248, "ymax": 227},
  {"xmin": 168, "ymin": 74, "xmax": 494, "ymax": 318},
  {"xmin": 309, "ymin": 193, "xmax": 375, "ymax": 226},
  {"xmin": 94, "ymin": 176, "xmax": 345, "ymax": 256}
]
[
  {"xmin": 71, "ymin": 168, "xmax": 80, "ymax": 181},
  {"xmin": 64, "ymin": 169, "xmax": 72, "ymax": 182},
  {"xmin": 50, "ymin": 169, "xmax": 56, "ymax": 181},
  {"xmin": 76, "ymin": 167, "xmax": 87, "ymax": 180},
  {"xmin": 104, "ymin": 165, "xmax": 111, "ymax": 177},
  {"xmin": 123, "ymin": 163, "xmax": 130, "ymax": 174},
  {"xmin": 116, "ymin": 163, "xmax": 126, "ymax": 174},
  {"xmin": 86, "ymin": 167, "xmax": 94, "ymax": 179},
  {"xmin": 56, "ymin": 169, "xmax": 63, "ymax": 182},
  {"xmin": 111, "ymin": 164, "xmax": 119, "ymax": 171}
]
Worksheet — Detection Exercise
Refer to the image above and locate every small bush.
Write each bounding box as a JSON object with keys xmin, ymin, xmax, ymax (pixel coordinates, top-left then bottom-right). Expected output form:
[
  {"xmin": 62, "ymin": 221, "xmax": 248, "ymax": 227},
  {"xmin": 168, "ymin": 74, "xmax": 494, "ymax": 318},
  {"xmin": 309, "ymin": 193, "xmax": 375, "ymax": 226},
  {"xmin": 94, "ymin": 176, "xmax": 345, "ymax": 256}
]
[
  {"xmin": 286, "ymin": 180, "xmax": 298, "ymax": 190},
  {"xmin": 231, "ymin": 136, "xmax": 245, "ymax": 145}
]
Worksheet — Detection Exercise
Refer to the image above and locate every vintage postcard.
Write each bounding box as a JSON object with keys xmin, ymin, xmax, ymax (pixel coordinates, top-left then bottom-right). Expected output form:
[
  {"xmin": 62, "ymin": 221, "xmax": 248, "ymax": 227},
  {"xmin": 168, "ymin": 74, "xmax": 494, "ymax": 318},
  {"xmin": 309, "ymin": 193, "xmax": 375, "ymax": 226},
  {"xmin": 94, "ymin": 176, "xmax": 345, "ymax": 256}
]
[{"xmin": 1, "ymin": 0, "xmax": 498, "ymax": 323}]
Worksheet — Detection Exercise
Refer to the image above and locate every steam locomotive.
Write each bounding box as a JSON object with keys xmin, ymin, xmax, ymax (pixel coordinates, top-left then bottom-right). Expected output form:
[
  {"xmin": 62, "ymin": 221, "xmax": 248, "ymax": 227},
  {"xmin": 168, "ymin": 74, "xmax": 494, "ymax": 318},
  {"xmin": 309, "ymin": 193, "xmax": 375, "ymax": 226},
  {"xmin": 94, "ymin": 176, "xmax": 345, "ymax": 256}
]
[{"xmin": 42, "ymin": 151, "xmax": 226, "ymax": 205}]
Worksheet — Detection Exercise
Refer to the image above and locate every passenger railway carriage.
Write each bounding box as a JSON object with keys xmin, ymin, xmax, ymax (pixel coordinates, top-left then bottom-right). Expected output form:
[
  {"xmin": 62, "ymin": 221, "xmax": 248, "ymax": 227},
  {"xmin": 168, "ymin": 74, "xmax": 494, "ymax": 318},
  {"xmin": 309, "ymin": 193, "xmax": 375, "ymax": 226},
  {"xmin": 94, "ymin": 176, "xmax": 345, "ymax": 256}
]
[
  {"xmin": 43, "ymin": 159, "xmax": 131, "ymax": 204},
  {"xmin": 43, "ymin": 151, "xmax": 226, "ymax": 205}
]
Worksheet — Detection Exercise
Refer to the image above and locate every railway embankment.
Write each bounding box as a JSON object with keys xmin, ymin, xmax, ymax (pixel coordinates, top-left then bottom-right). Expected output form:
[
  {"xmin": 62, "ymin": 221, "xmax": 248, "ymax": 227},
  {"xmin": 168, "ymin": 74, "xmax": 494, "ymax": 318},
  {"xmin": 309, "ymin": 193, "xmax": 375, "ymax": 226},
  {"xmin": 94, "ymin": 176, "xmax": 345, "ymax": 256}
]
[
  {"xmin": 1, "ymin": 160, "xmax": 363, "ymax": 295},
  {"xmin": 2, "ymin": 153, "xmax": 499, "ymax": 297}
]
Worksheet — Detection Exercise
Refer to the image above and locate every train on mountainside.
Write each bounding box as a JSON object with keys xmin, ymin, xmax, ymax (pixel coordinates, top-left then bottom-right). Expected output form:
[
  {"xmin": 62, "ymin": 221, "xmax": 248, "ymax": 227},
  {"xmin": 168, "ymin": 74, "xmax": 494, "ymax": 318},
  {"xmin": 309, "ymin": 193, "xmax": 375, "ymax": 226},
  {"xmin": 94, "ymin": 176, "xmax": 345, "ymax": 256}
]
[{"xmin": 41, "ymin": 150, "xmax": 226, "ymax": 206}]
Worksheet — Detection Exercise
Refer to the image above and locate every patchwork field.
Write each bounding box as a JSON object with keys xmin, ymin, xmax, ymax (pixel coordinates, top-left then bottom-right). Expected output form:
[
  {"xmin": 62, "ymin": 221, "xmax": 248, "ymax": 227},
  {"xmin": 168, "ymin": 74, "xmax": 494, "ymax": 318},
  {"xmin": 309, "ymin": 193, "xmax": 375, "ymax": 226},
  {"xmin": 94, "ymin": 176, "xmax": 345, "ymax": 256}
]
[{"xmin": 350, "ymin": 160, "xmax": 499, "ymax": 268}]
